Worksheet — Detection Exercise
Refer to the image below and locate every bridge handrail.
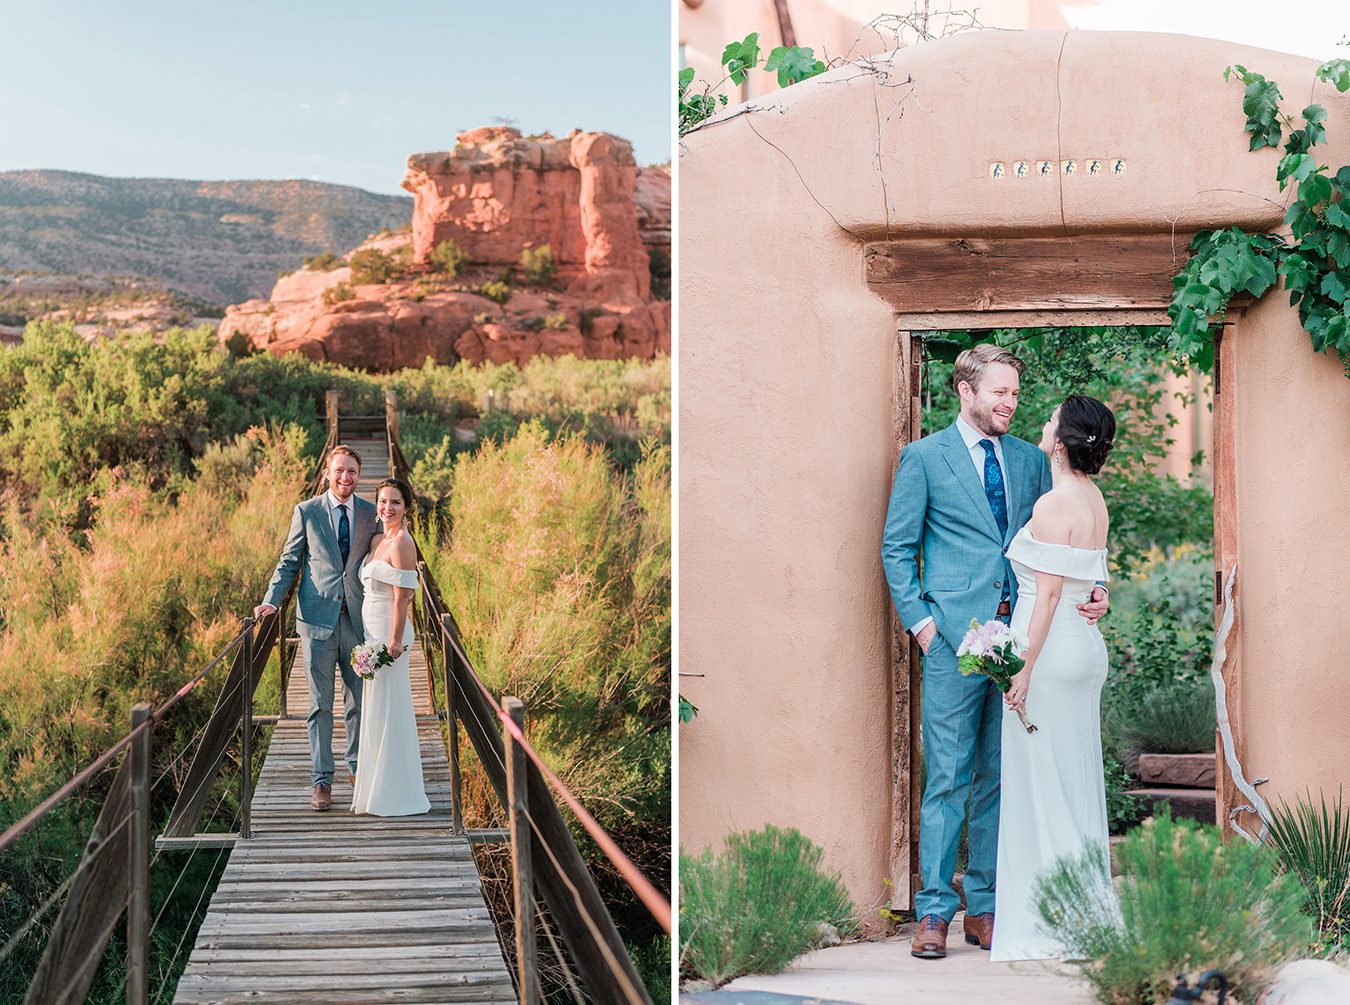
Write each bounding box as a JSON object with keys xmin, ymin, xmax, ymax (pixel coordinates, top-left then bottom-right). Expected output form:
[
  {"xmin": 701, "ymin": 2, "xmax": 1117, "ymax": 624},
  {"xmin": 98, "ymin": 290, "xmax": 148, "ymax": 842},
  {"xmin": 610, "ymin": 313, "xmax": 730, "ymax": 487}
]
[{"xmin": 389, "ymin": 411, "xmax": 669, "ymax": 1005}]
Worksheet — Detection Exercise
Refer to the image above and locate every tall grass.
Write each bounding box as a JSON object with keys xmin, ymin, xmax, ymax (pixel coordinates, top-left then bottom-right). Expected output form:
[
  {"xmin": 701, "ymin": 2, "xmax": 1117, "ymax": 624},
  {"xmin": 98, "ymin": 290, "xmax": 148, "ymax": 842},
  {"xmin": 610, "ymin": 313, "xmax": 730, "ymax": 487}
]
[
  {"xmin": 421, "ymin": 423, "xmax": 671, "ymax": 957},
  {"xmin": 1266, "ymin": 789, "xmax": 1350, "ymax": 950}
]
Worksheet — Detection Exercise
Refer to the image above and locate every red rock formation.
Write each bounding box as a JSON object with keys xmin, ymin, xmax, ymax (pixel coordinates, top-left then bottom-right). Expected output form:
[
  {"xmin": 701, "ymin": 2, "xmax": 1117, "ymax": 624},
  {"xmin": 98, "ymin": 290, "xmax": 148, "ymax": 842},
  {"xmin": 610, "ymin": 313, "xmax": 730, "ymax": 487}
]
[{"xmin": 218, "ymin": 127, "xmax": 669, "ymax": 371}]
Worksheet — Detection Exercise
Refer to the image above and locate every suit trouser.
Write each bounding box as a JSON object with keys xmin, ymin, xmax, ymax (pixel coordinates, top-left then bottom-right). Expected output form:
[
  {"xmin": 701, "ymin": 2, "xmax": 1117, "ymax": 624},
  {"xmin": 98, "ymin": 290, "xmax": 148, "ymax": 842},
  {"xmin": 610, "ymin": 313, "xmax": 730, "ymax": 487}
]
[
  {"xmin": 916, "ymin": 633, "xmax": 1003, "ymax": 921},
  {"xmin": 302, "ymin": 612, "xmax": 363, "ymax": 786}
]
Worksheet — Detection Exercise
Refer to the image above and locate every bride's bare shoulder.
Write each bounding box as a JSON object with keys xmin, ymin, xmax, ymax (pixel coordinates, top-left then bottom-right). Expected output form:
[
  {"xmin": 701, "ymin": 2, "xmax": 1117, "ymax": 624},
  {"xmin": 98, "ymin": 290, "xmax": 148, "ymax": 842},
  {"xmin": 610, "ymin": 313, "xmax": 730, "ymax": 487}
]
[
  {"xmin": 1029, "ymin": 491, "xmax": 1075, "ymax": 544},
  {"xmin": 390, "ymin": 531, "xmax": 417, "ymax": 569}
]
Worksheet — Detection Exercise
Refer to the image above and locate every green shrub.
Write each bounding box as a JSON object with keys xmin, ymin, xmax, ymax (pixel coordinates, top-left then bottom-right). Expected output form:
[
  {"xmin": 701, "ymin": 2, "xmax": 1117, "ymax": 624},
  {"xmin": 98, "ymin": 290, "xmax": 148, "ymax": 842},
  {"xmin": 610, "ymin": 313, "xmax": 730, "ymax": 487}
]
[
  {"xmin": 1109, "ymin": 677, "xmax": 1215, "ymax": 755},
  {"xmin": 302, "ymin": 251, "xmax": 343, "ymax": 271},
  {"xmin": 518, "ymin": 315, "xmax": 547, "ymax": 333},
  {"xmin": 680, "ymin": 825, "xmax": 854, "ymax": 987},
  {"xmin": 322, "ymin": 281, "xmax": 355, "ymax": 306},
  {"xmin": 544, "ymin": 313, "xmax": 569, "ymax": 330},
  {"xmin": 429, "ymin": 239, "xmax": 470, "ymax": 277},
  {"xmin": 479, "ymin": 280, "xmax": 511, "ymax": 305},
  {"xmin": 1037, "ymin": 810, "xmax": 1310, "ymax": 1005},
  {"xmin": 1105, "ymin": 749, "xmax": 1145, "ymax": 834},
  {"xmin": 518, "ymin": 244, "xmax": 557, "ymax": 286},
  {"xmin": 348, "ymin": 247, "xmax": 400, "ymax": 285},
  {"xmin": 1267, "ymin": 789, "xmax": 1350, "ymax": 947}
]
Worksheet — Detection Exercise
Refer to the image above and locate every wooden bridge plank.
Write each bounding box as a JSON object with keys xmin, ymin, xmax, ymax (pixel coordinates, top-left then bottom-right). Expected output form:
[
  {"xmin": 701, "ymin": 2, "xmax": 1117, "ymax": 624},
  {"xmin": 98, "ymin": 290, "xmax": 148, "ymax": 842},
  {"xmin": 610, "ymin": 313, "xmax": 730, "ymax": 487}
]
[{"xmin": 172, "ymin": 633, "xmax": 510, "ymax": 1004}]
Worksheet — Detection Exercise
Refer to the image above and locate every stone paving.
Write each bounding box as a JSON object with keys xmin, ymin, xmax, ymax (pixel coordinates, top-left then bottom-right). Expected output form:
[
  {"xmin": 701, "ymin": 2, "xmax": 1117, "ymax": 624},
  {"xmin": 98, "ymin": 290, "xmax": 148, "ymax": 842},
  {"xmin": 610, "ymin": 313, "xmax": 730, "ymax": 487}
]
[{"xmin": 683, "ymin": 914, "xmax": 1094, "ymax": 1005}]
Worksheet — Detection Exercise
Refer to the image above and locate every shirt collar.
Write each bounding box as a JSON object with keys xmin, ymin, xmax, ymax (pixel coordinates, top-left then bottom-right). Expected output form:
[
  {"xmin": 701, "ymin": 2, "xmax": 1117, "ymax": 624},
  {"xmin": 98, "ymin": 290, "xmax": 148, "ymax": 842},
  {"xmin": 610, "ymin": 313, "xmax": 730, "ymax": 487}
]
[
  {"xmin": 326, "ymin": 490, "xmax": 351, "ymax": 512},
  {"xmin": 955, "ymin": 414, "xmax": 997, "ymax": 451}
]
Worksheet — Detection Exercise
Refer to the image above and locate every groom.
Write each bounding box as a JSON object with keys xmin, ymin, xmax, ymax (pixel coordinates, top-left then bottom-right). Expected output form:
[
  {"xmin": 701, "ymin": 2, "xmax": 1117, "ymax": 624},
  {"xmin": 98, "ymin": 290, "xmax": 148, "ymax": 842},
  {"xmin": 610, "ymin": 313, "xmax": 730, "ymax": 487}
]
[
  {"xmin": 881, "ymin": 344, "xmax": 1107, "ymax": 958},
  {"xmin": 254, "ymin": 445, "xmax": 378, "ymax": 812}
]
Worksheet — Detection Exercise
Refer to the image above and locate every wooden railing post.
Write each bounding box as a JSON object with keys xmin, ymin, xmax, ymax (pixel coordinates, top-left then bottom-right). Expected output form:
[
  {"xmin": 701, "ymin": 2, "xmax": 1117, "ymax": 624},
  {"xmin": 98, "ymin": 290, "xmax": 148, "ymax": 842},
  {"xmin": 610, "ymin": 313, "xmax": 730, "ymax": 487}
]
[
  {"xmin": 504, "ymin": 697, "xmax": 539, "ymax": 1005},
  {"xmin": 325, "ymin": 389, "xmax": 339, "ymax": 441},
  {"xmin": 240, "ymin": 617, "xmax": 255, "ymax": 839},
  {"xmin": 278, "ymin": 593, "xmax": 290, "ymax": 720},
  {"xmin": 126, "ymin": 703, "xmax": 151, "ymax": 1005},
  {"xmin": 385, "ymin": 388, "xmax": 399, "ymax": 473},
  {"xmin": 441, "ymin": 612, "xmax": 463, "ymax": 836}
]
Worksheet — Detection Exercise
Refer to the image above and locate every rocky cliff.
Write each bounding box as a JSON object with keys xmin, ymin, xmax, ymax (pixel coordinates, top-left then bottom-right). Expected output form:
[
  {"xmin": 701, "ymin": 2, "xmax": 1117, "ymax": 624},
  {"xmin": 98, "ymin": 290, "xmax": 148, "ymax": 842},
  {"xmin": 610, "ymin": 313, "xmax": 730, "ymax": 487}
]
[{"xmin": 220, "ymin": 128, "xmax": 671, "ymax": 370}]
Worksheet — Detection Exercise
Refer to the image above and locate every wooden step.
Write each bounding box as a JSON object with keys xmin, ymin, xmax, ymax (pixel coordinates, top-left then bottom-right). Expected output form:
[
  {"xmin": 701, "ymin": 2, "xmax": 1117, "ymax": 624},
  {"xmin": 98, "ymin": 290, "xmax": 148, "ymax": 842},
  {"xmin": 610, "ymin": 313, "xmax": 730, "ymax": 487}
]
[
  {"xmin": 1137, "ymin": 752, "xmax": 1216, "ymax": 788},
  {"xmin": 1126, "ymin": 786, "xmax": 1216, "ymax": 824}
]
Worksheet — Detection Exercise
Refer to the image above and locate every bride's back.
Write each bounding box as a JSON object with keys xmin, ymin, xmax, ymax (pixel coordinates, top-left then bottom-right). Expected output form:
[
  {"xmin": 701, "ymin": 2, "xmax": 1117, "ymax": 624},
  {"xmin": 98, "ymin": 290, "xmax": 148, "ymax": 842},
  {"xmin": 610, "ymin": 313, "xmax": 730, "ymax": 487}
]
[{"xmin": 1030, "ymin": 481, "xmax": 1108, "ymax": 551}]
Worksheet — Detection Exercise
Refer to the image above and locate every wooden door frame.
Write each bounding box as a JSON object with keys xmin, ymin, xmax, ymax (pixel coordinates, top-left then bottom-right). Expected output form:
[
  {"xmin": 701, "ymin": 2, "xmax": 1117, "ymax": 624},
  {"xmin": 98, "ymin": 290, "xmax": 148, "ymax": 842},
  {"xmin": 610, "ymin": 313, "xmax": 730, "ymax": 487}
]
[{"xmin": 872, "ymin": 233, "xmax": 1238, "ymax": 909}]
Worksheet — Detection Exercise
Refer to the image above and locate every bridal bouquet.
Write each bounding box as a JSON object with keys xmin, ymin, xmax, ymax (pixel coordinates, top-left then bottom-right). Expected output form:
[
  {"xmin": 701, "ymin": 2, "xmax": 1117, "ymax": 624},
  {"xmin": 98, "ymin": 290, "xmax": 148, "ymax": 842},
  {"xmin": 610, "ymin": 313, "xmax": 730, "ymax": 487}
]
[
  {"xmin": 351, "ymin": 643, "xmax": 395, "ymax": 681},
  {"xmin": 956, "ymin": 618, "xmax": 1038, "ymax": 734}
]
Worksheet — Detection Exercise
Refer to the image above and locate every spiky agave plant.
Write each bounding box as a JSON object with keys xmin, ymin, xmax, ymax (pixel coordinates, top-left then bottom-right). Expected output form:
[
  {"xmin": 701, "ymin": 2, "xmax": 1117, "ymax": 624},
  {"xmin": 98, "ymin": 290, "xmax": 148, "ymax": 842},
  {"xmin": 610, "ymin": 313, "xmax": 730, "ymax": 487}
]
[{"xmin": 1265, "ymin": 788, "xmax": 1350, "ymax": 946}]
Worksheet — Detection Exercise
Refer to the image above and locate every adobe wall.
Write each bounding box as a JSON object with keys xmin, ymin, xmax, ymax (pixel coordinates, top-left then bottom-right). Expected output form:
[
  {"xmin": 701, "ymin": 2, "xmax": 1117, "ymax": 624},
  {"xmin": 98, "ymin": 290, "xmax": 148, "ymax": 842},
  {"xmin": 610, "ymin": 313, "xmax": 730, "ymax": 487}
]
[{"xmin": 679, "ymin": 28, "xmax": 1350, "ymax": 907}]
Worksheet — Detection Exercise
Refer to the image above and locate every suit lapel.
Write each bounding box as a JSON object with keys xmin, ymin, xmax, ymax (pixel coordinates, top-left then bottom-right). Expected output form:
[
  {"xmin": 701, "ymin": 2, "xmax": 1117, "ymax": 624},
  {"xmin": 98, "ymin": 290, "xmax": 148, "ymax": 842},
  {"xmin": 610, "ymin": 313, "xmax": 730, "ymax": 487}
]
[
  {"xmin": 941, "ymin": 424, "xmax": 1002, "ymax": 542},
  {"xmin": 313, "ymin": 494, "xmax": 342, "ymax": 564},
  {"xmin": 347, "ymin": 499, "xmax": 373, "ymax": 573},
  {"xmin": 1001, "ymin": 440, "xmax": 1019, "ymax": 548}
]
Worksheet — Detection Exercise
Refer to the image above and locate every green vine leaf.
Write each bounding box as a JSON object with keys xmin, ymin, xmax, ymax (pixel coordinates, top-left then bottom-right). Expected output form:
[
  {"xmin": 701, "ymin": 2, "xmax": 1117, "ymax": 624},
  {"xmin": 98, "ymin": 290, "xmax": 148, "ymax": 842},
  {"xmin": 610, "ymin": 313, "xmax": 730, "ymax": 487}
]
[
  {"xmin": 1318, "ymin": 58, "xmax": 1350, "ymax": 93},
  {"xmin": 721, "ymin": 32, "xmax": 760, "ymax": 85},
  {"xmin": 764, "ymin": 45, "xmax": 827, "ymax": 88},
  {"xmin": 1228, "ymin": 65, "xmax": 1285, "ymax": 150}
]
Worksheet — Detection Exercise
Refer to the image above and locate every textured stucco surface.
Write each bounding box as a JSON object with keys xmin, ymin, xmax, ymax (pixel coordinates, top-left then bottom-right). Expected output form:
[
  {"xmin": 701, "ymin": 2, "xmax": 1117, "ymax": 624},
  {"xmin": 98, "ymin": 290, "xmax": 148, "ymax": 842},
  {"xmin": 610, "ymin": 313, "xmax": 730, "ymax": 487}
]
[{"xmin": 679, "ymin": 28, "xmax": 1350, "ymax": 907}]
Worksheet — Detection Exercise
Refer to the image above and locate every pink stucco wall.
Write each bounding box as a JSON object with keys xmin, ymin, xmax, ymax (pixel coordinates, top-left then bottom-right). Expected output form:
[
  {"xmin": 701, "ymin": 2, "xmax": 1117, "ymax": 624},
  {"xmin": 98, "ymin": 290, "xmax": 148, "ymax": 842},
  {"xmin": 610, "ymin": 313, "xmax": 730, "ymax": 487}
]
[{"xmin": 679, "ymin": 28, "xmax": 1350, "ymax": 908}]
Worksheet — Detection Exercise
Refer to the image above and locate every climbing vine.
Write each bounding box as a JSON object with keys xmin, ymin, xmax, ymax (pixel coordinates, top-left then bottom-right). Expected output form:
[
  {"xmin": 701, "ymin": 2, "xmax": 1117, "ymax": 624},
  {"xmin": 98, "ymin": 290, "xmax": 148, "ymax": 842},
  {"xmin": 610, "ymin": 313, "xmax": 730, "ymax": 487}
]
[
  {"xmin": 678, "ymin": 32, "xmax": 828, "ymax": 136},
  {"xmin": 1170, "ymin": 58, "xmax": 1350, "ymax": 373}
]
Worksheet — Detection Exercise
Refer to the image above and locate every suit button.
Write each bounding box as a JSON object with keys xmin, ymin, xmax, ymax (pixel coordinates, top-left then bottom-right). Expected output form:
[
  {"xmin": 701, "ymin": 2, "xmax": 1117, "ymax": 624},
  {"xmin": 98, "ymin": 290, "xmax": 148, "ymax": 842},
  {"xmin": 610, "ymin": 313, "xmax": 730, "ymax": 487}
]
[{"xmin": 994, "ymin": 581, "xmax": 1002, "ymax": 589}]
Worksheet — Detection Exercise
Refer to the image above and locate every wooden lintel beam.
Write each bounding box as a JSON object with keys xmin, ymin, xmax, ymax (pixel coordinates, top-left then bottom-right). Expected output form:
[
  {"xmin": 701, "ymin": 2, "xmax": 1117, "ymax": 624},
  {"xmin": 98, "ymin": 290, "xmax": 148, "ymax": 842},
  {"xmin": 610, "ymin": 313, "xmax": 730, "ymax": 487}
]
[{"xmin": 865, "ymin": 235, "xmax": 1195, "ymax": 314}]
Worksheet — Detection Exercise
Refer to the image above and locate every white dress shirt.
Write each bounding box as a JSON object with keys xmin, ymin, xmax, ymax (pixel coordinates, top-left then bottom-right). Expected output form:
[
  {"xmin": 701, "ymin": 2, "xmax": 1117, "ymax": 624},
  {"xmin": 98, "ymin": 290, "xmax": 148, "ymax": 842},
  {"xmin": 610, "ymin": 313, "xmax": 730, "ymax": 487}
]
[{"xmin": 327, "ymin": 490, "xmax": 355, "ymax": 557}]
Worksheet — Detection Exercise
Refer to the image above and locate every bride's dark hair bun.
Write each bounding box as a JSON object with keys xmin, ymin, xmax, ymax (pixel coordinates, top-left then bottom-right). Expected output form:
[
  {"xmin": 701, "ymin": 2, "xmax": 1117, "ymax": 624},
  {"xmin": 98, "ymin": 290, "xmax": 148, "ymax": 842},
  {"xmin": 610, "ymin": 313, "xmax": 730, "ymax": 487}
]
[{"xmin": 1057, "ymin": 395, "xmax": 1115, "ymax": 475}]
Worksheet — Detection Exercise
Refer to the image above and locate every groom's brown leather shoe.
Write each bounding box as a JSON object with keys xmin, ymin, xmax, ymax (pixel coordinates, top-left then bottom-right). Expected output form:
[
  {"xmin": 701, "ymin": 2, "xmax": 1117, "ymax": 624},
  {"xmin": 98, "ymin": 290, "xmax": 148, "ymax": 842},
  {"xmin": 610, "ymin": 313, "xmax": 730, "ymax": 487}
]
[
  {"xmin": 911, "ymin": 914, "xmax": 949, "ymax": 958},
  {"xmin": 310, "ymin": 782, "xmax": 332, "ymax": 811},
  {"xmin": 963, "ymin": 912, "xmax": 994, "ymax": 950}
]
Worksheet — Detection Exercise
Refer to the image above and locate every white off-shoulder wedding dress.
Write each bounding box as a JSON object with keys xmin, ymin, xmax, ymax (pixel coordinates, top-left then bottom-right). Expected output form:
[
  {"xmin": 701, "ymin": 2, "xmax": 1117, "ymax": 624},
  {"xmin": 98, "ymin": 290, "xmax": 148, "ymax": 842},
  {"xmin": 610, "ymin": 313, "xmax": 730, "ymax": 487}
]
[
  {"xmin": 990, "ymin": 526, "xmax": 1111, "ymax": 962},
  {"xmin": 350, "ymin": 558, "xmax": 431, "ymax": 817}
]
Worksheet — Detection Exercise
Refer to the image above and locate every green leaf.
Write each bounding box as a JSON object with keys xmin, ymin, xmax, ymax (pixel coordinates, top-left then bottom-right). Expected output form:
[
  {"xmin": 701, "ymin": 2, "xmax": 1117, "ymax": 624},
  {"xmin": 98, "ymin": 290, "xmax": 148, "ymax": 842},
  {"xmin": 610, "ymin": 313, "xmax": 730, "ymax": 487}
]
[
  {"xmin": 721, "ymin": 32, "xmax": 760, "ymax": 85},
  {"xmin": 678, "ymin": 66, "xmax": 695, "ymax": 98},
  {"xmin": 1299, "ymin": 172, "xmax": 1332, "ymax": 209},
  {"xmin": 1302, "ymin": 104, "xmax": 1328, "ymax": 147},
  {"xmin": 1320, "ymin": 270, "xmax": 1349, "ymax": 306},
  {"xmin": 1241, "ymin": 73, "xmax": 1284, "ymax": 150},
  {"xmin": 1328, "ymin": 231, "xmax": 1350, "ymax": 270},
  {"xmin": 1318, "ymin": 58, "xmax": 1350, "ymax": 93},
  {"xmin": 1325, "ymin": 201, "xmax": 1350, "ymax": 231},
  {"xmin": 764, "ymin": 45, "xmax": 827, "ymax": 88}
]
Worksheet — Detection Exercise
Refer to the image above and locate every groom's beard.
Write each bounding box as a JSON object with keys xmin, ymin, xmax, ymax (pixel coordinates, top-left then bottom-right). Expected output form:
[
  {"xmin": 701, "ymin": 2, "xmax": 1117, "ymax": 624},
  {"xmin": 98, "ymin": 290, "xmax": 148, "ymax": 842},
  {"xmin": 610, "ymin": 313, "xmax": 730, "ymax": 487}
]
[{"xmin": 968, "ymin": 399, "xmax": 1014, "ymax": 437}]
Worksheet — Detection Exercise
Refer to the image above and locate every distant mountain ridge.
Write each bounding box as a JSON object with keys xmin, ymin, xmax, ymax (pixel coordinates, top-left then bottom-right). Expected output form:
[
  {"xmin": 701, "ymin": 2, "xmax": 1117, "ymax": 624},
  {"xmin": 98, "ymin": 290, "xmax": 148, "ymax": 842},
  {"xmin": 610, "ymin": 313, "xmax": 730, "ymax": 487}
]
[{"xmin": 0, "ymin": 170, "xmax": 412, "ymax": 304}]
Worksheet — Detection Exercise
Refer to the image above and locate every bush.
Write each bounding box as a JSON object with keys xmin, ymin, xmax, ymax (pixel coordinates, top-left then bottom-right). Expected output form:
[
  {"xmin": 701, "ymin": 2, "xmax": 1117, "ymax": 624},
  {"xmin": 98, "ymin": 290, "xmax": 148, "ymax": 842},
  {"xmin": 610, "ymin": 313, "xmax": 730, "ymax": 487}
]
[
  {"xmin": 322, "ymin": 281, "xmax": 355, "ymax": 306},
  {"xmin": 1037, "ymin": 810, "xmax": 1310, "ymax": 1005},
  {"xmin": 429, "ymin": 239, "xmax": 469, "ymax": 277},
  {"xmin": 680, "ymin": 825, "xmax": 854, "ymax": 987},
  {"xmin": 302, "ymin": 251, "xmax": 343, "ymax": 272},
  {"xmin": 544, "ymin": 313, "xmax": 569, "ymax": 330},
  {"xmin": 1109, "ymin": 677, "xmax": 1215, "ymax": 755},
  {"xmin": 580, "ymin": 307, "xmax": 605, "ymax": 334},
  {"xmin": 348, "ymin": 247, "xmax": 400, "ymax": 285},
  {"xmin": 1267, "ymin": 789, "xmax": 1350, "ymax": 949},
  {"xmin": 518, "ymin": 244, "xmax": 557, "ymax": 286},
  {"xmin": 479, "ymin": 280, "xmax": 511, "ymax": 305},
  {"xmin": 517, "ymin": 315, "xmax": 546, "ymax": 333}
]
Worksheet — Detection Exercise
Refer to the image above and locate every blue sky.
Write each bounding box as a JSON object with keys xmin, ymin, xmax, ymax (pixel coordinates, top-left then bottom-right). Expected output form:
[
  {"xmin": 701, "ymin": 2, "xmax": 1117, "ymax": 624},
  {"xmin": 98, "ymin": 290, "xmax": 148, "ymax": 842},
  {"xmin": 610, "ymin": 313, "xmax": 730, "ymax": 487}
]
[{"xmin": 0, "ymin": 0, "xmax": 671, "ymax": 195}]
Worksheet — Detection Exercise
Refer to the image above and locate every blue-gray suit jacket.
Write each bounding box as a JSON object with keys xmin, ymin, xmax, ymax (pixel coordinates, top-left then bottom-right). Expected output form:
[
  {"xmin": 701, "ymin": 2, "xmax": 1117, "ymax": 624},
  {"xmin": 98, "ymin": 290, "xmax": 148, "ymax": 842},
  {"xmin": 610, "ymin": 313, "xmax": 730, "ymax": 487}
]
[
  {"xmin": 882, "ymin": 422, "xmax": 1053, "ymax": 653},
  {"xmin": 263, "ymin": 493, "xmax": 379, "ymax": 642}
]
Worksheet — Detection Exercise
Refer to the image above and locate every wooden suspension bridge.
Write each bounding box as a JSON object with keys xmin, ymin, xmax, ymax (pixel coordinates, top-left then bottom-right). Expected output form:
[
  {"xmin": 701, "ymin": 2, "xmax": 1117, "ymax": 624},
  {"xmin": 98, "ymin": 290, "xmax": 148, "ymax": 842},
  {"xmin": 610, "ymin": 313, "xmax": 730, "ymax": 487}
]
[{"xmin": 2, "ymin": 391, "xmax": 668, "ymax": 1005}]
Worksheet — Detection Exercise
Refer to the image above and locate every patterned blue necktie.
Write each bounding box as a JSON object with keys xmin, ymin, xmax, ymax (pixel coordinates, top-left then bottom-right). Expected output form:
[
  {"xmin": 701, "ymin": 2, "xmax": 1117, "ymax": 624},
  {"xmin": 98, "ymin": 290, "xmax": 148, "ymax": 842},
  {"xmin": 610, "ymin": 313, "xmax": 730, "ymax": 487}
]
[
  {"xmin": 978, "ymin": 439, "xmax": 1009, "ymax": 540},
  {"xmin": 337, "ymin": 503, "xmax": 350, "ymax": 567}
]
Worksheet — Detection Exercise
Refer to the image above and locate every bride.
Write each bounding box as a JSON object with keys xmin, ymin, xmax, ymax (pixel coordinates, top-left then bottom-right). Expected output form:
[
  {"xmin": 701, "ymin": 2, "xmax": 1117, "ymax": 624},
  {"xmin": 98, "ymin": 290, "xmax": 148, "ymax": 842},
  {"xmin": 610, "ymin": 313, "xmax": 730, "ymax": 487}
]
[
  {"xmin": 350, "ymin": 477, "xmax": 431, "ymax": 817},
  {"xmin": 990, "ymin": 395, "xmax": 1115, "ymax": 961}
]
